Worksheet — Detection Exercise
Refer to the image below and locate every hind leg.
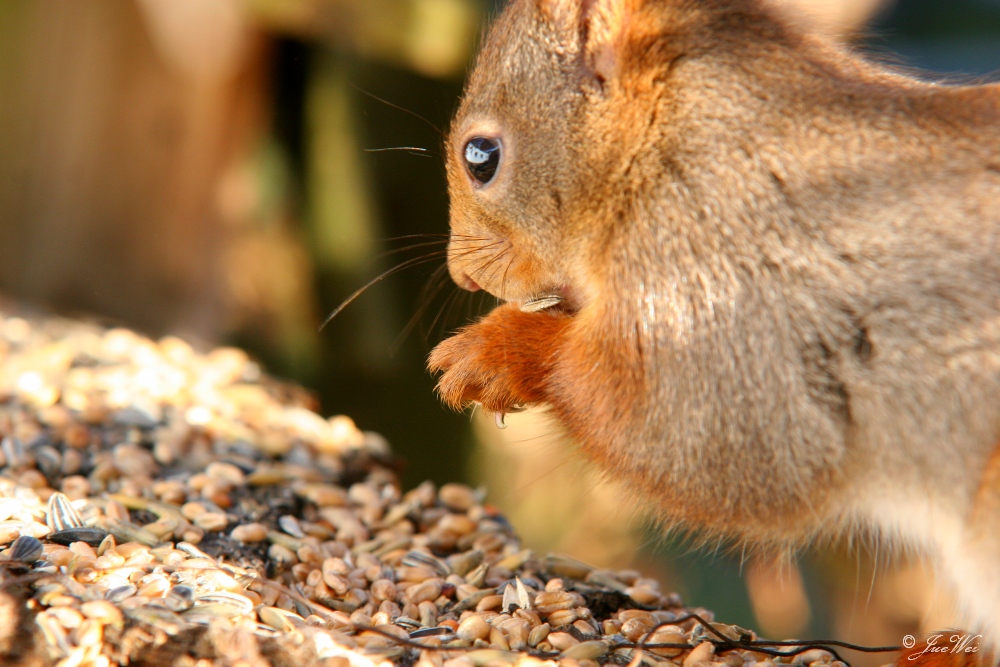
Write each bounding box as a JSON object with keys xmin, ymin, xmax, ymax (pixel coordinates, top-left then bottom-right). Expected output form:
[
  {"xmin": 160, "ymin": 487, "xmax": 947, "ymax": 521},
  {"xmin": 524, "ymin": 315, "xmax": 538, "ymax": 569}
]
[
  {"xmin": 947, "ymin": 443, "xmax": 1000, "ymax": 656},
  {"xmin": 902, "ymin": 445, "xmax": 1000, "ymax": 666}
]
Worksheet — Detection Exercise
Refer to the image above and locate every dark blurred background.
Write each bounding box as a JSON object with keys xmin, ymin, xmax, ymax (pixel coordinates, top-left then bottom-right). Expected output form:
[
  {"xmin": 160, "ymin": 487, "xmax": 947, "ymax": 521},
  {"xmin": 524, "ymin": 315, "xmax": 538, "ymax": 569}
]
[{"xmin": 0, "ymin": 0, "xmax": 997, "ymax": 657}]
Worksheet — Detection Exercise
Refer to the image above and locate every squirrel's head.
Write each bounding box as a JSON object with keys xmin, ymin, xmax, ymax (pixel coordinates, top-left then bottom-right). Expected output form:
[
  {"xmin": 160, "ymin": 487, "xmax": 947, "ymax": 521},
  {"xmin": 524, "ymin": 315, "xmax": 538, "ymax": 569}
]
[
  {"xmin": 445, "ymin": 0, "xmax": 647, "ymax": 308},
  {"xmin": 444, "ymin": 0, "xmax": 806, "ymax": 309},
  {"xmin": 445, "ymin": 0, "xmax": 586, "ymax": 307}
]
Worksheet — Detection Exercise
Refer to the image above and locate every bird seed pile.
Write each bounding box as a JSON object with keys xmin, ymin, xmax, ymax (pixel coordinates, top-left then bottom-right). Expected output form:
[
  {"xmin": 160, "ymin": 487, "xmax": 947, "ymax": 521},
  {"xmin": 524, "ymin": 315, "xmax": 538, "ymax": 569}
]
[{"xmin": 0, "ymin": 311, "xmax": 846, "ymax": 667}]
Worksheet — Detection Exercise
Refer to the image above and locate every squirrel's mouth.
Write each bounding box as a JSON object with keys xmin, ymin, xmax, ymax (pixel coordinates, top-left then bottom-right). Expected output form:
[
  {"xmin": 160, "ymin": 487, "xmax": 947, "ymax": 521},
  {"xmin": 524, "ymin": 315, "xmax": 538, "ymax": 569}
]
[
  {"xmin": 456, "ymin": 273, "xmax": 481, "ymax": 292},
  {"xmin": 447, "ymin": 235, "xmax": 579, "ymax": 313},
  {"xmin": 456, "ymin": 267, "xmax": 577, "ymax": 315}
]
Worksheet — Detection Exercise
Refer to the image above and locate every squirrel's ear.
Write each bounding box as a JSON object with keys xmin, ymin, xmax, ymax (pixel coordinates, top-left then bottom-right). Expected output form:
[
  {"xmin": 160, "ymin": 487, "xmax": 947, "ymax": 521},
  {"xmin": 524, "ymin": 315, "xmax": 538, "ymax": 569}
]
[
  {"xmin": 581, "ymin": 0, "xmax": 629, "ymax": 82},
  {"xmin": 537, "ymin": 0, "xmax": 629, "ymax": 83}
]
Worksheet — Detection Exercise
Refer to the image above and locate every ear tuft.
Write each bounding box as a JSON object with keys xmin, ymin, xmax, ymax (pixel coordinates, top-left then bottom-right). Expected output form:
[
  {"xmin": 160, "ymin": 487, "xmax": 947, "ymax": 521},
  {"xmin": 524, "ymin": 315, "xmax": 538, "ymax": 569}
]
[
  {"xmin": 536, "ymin": 0, "xmax": 581, "ymax": 47},
  {"xmin": 536, "ymin": 0, "xmax": 630, "ymax": 83},
  {"xmin": 582, "ymin": 0, "xmax": 628, "ymax": 82}
]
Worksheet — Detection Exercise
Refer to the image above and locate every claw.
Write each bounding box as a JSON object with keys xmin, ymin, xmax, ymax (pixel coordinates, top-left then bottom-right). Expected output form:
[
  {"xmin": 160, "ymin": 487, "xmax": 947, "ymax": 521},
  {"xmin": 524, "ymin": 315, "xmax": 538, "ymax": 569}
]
[{"xmin": 495, "ymin": 412, "xmax": 507, "ymax": 429}]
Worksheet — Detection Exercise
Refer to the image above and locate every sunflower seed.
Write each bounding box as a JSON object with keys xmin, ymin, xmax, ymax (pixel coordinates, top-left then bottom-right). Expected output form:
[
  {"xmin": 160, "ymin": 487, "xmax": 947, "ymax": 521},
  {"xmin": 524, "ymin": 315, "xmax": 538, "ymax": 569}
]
[
  {"xmin": 278, "ymin": 514, "xmax": 305, "ymax": 538},
  {"xmin": 8, "ymin": 535, "xmax": 43, "ymax": 562},
  {"xmin": 587, "ymin": 569, "xmax": 629, "ymax": 593},
  {"xmin": 104, "ymin": 519, "xmax": 159, "ymax": 546},
  {"xmin": 409, "ymin": 626, "xmax": 453, "ymax": 639},
  {"xmin": 106, "ymin": 585, "xmax": 138, "ymax": 603},
  {"xmin": 452, "ymin": 588, "xmax": 494, "ymax": 613},
  {"xmin": 1, "ymin": 438, "xmax": 26, "ymax": 468},
  {"xmin": 176, "ymin": 541, "xmax": 212, "ymax": 559},
  {"xmin": 127, "ymin": 607, "xmax": 189, "ymax": 635},
  {"xmin": 401, "ymin": 550, "xmax": 450, "ymax": 577},
  {"xmin": 519, "ymin": 294, "xmax": 564, "ymax": 313},
  {"xmin": 162, "ymin": 586, "xmax": 194, "ymax": 612},
  {"xmin": 46, "ymin": 492, "xmax": 83, "ymax": 531},
  {"xmin": 448, "ymin": 548, "xmax": 483, "ymax": 577},
  {"xmin": 544, "ymin": 553, "xmax": 593, "ymax": 579},
  {"xmin": 259, "ymin": 606, "xmax": 304, "ymax": 632},
  {"xmin": 394, "ymin": 616, "xmax": 422, "ymax": 631},
  {"xmin": 49, "ymin": 527, "xmax": 108, "ymax": 547},
  {"xmin": 464, "ymin": 562, "xmax": 488, "ymax": 588},
  {"xmin": 192, "ymin": 591, "xmax": 254, "ymax": 615}
]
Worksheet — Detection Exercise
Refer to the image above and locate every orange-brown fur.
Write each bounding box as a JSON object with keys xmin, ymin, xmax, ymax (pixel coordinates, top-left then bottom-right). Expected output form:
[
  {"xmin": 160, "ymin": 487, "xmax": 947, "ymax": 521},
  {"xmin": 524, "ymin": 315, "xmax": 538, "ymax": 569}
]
[
  {"xmin": 430, "ymin": 0, "xmax": 1000, "ymax": 650},
  {"xmin": 430, "ymin": 304, "xmax": 574, "ymax": 410}
]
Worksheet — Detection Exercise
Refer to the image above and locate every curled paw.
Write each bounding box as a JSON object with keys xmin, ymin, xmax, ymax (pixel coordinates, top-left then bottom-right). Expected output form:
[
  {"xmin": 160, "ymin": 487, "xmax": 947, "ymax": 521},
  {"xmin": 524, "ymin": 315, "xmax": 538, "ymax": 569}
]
[
  {"xmin": 428, "ymin": 323, "xmax": 531, "ymax": 414},
  {"xmin": 428, "ymin": 304, "xmax": 570, "ymax": 416}
]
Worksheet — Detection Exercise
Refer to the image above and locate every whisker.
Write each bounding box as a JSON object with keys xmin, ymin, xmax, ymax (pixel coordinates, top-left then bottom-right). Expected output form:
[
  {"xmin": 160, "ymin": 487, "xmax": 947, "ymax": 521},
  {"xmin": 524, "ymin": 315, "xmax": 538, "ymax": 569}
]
[
  {"xmin": 364, "ymin": 147, "xmax": 430, "ymax": 152},
  {"xmin": 353, "ymin": 86, "xmax": 446, "ymax": 138},
  {"xmin": 423, "ymin": 291, "xmax": 462, "ymax": 346},
  {"xmin": 381, "ymin": 235, "xmax": 499, "ymax": 254},
  {"xmin": 373, "ymin": 233, "xmax": 514, "ymax": 344},
  {"xmin": 440, "ymin": 236, "xmax": 503, "ymax": 246},
  {"xmin": 377, "ymin": 241, "xmax": 449, "ymax": 260},
  {"xmin": 384, "ymin": 233, "xmax": 451, "ymax": 242},
  {"xmin": 511, "ymin": 452, "xmax": 578, "ymax": 497},
  {"xmin": 319, "ymin": 253, "xmax": 447, "ymax": 331},
  {"xmin": 363, "ymin": 147, "xmax": 435, "ymax": 158},
  {"xmin": 393, "ymin": 263, "xmax": 453, "ymax": 351},
  {"xmin": 500, "ymin": 251, "xmax": 515, "ymax": 302},
  {"xmin": 422, "ymin": 261, "xmax": 453, "ymax": 298},
  {"xmin": 462, "ymin": 289, "xmax": 479, "ymax": 325},
  {"xmin": 429, "ymin": 285, "xmax": 464, "ymax": 340},
  {"xmin": 473, "ymin": 246, "xmax": 508, "ymax": 273},
  {"xmin": 474, "ymin": 247, "xmax": 511, "ymax": 289},
  {"xmin": 450, "ymin": 289, "xmax": 477, "ymax": 334},
  {"xmin": 426, "ymin": 242, "xmax": 507, "ymax": 276},
  {"xmin": 449, "ymin": 243, "xmax": 505, "ymax": 261}
]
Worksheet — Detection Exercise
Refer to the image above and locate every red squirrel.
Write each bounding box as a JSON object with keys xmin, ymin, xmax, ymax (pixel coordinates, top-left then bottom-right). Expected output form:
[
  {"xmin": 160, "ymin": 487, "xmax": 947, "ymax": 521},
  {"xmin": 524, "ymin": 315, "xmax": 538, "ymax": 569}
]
[{"xmin": 427, "ymin": 0, "xmax": 1000, "ymax": 652}]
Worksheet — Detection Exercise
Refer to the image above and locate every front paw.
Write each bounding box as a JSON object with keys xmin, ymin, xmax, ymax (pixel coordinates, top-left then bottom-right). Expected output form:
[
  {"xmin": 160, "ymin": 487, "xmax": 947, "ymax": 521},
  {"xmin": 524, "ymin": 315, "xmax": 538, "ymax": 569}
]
[
  {"xmin": 428, "ymin": 305, "xmax": 569, "ymax": 414},
  {"xmin": 429, "ymin": 331, "xmax": 513, "ymax": 413}
]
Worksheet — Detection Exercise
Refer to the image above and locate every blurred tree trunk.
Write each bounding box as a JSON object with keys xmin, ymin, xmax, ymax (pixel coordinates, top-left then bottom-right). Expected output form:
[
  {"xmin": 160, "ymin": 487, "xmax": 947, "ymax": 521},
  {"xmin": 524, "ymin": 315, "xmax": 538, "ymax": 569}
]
[{"xmin": 0, "ymin": 0, "xmax": 267, "ymax": 342}]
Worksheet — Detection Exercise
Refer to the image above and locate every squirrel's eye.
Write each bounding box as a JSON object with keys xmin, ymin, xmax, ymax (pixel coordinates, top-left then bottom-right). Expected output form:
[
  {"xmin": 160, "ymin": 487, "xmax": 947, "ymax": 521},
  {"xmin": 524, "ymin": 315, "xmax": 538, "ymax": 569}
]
[{"xmin": 464, "ymin": 137, "xmax": 500, "ymax": 185}]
